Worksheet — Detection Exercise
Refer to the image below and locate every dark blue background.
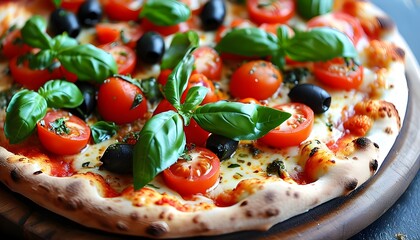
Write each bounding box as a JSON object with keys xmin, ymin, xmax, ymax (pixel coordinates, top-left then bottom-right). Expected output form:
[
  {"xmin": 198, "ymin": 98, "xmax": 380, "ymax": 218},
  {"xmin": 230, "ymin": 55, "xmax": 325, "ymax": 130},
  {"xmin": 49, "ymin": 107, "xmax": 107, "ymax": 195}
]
[{"xmin": 351, "ymin": 1, "xmax": 420, "ymax": 239}]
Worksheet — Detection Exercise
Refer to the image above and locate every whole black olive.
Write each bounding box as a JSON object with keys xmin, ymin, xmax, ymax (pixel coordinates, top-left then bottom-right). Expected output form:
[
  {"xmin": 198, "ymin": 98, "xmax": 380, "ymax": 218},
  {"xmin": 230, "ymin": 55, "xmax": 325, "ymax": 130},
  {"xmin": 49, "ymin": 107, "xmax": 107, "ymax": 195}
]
[
  {"xmin": 199, "ymin": 0, "xmax": 226, "ymax": 31},
  {"xmin": 288, "ymin": 83, "xmax": 331, "ymax": 114},
  {"xmin": 100, "ymin": 143, "xmax": 134, "ymax": 174},
  {"xmin": 136, "ymin": 32, "xmax": 165, "ymax": 64},
  {"xmin": 77, "ymin": 0, "xmax": 102, "ymax": 27},
  {"xmin": 50, "ymin": 8, "xmax": 81, "ymax": 38},
  {"xmin": 70, "ymin": 82, "xmax": 97, "ymax": 119},
  {"xmin": 206, "ymin": 134, "xmax": 239, "ymax": 160}
]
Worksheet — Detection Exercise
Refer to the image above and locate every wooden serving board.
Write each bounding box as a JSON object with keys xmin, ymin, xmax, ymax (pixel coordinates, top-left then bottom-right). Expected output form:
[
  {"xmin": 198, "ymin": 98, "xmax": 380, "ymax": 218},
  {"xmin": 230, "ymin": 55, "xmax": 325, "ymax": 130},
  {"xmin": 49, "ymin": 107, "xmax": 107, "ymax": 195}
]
[{"xmin": 1, "ymin": 41, "xmax": 420, "ymax": 240}]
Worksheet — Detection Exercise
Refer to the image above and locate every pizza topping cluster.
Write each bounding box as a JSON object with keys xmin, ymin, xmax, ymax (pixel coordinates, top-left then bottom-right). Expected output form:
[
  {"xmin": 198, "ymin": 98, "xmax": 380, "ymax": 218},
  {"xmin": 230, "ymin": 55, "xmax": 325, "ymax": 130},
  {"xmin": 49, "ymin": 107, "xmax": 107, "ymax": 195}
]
[{"xmin": 0, "ymin": 1, "xmax": 406, "ymax": 236}]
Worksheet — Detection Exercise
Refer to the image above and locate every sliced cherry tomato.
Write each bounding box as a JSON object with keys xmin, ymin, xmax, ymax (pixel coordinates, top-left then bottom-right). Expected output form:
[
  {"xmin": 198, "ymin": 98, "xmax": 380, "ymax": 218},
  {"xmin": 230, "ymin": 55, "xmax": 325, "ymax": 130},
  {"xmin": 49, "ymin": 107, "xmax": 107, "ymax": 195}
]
[
  {"xmin": 182, "ymin": 73, "xmax": 218, "ymax": 105},
  {"xmin": 60, "ymin": 0, "xmax": 86, "ymax": 12},
  {"xmin": 238, "ymin": 97, "xmax": 262, "ymax": 105},
  {"xmin": 157, "ymin": 68, "xmax": 173, "ymax": 86},
  {"xmin": 230, "ymin": 60, "xmax": 282, "ymax": 100},
  {"xmin": 163, "ymin": 146, "xmax": 220, "ymax": 196},
  {"xmin": 313, "ymin": 58, "xmax": 363, "ymax": 90},
  {"xmin": 154, "ymin": 99, "xmax": 211, "ymax": 147},
  {"xmin": 193, "ymin": 46, "xmax": 223, "ymax": 81},
  {"xmin": 95, "ymin": 22, "xmax": 143, "ymax": 48},
  {"xmin": 259, "ymin": 103, "xmax": 314, "ymax": 148},
  {"xmin": 246, "ymin": 0, "xmax": 295, "ymax": 25},
  {"xmin": 59, "ymin": 65, "xmax": 78, "ymax": 82},
  {"xmin": 307, "ymin": 12, "xmax": 364, "ymax": 46},
  {"xmin": 9, "ymin": 56, "xmax": 62, "ymax": 90},
  {"xmin": 103, "ymin": 0, "xmax": 143, "ymax": 21},
  {"xmin": 37, "ymin": 110, "xmax": 91, "ymax": 155},
  {"xmin": 97, "ymin": 77, "xmax": 148, "ymax": 124},
  {"xmin": 1, "ymin": 29, "xmax": 32, "ymax": 59},
  {"xmin": 141, "ymin": 18, "xmax": 190, "ymax": 37},
  {"xmin": 100, "ymin": 43, "xmax": 137, "ymax": 75}
]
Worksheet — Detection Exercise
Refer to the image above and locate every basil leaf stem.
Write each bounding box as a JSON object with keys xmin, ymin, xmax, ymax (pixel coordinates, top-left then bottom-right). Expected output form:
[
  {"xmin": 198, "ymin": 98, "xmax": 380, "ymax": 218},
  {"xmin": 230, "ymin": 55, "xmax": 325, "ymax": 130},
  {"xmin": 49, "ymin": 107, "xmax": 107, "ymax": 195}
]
[
  {"xmin": 4, "ymin": 90, "xmax": 47, "ymax": 144},
  {"xmin": 38, "ymin": 80, "xmax": 83, "ymax": 108},
  {"xmin": 140, "ymin": 0, "xmax": 191, "ymax": 26},
  {"xmin": 90, "ymin": 121, "xmax": 118, "ymax": 144},
  {"xmin": 133, "ymin": 111, "xmax": 186, "ymax": 190},
  {"xmin": 193, "ymin": 102, "xmax": 291, "ymax": 140}
]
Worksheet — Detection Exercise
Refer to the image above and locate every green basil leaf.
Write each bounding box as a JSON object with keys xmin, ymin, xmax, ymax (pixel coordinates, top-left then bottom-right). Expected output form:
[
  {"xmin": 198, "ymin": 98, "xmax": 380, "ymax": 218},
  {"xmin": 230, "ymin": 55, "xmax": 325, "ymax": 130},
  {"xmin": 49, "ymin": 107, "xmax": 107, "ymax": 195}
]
[
  {"xmin": 57, "ymin": 44, "xmax": 118, "ymax": 82},
  {"xmin": 38, "ymin": 80, "xmax": 83, "ymax": 108},
  {"xmin": 161, "ymin": 31, "xmax": 199, "ymax": 70},
  {"xmin": 28, "ymin": 50, "xmax": 56, "ymax": 70},
  {"xmin": 133, "ymin": 111, "xmax": 186, "ymax": 190},
  {"xmin": 4, "ymin": 90, "xmax": 47, "ymax": 144},
  {"xmin": 297, "ymin": 0, "xmax": 333, "ymax": 19},
  {"xmin": 192, "ymin": 102, "xmax": 291, "ymax": 140},
  {"xmin": 90, "ymin": 121, "xmax": 118, "ymax": 144},
  {"xmin": 52, "ymin": 0, "xmax": 62, "ymax": 7},
  {"xmin": 139, "ymin": 77, "xmax": 163, "ymax": 104},
  {"xmin": 21, "ymin": 16, "xmax": 52, "ymax": 49},
  {"xmin": 215, "ymin": 27, "xmax": 279, "ymax": 57},
  {"xmin": 283, "ymin": 27, "xmax": 358, "ymax": 62},
  {"xmin": 140, "ymin": 0, "xmax": 191, "ymax": 26},
  {"xmin": 163, "ymin": 50, "xmax": 195, "ymax": 109},
  {"xmin": 181, "ymin": 86, "xmax": 208, "ymax": 114},
  {"xmin": 51, "ymin": 34, "xmax": 78, "ymax": 51}
]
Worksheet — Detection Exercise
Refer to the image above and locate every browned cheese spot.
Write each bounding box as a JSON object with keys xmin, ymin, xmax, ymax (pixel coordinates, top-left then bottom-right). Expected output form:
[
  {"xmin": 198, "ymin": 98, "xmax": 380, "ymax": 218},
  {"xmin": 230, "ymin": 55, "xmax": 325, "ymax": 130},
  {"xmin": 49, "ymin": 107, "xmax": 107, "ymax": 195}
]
[
  {"xmin": 370, "ymin": 159, "xmax": 379, "ymax": 172},
  {"xmin": 10, "ymin": 169, "xmax": 20, "ymax": 182},
  {"xmin": 146, "ymin": 222, "xmax": 169, "ymax": 237}
]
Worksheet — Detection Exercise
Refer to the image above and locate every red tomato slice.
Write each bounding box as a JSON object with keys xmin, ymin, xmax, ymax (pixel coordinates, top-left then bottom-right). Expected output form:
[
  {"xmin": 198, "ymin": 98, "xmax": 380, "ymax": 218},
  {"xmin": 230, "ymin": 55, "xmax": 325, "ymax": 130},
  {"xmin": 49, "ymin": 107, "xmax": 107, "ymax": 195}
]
[
  {"xmin": 259, "ymin": 103, "xmax": 314, "ymax": 148},
  {"xmin": 103, "ymin": 0, "xmax": 143, "ymax": 21},
  {"xmin": 60, "ymin": 0, "xmax": 85, "ymax": 12},
  {"xmin": 163, "ymin": 146, "xmax": 220, "ymax": 196},
  {"xmin": 229, "ymin": 60, "xmax": 282, "ymax": 100},
  {"xmin": 97, "ymin": 77, "xmax": 148, "ymax": 124},
  {"xmin": 37, "ymin": 110, "xmax": 91, "ymax": 155},
  {"xmin": 193, "ymin": 46, "xmax": 223, "ymax": 81},
  {"xmin": 9, "ymin": 56, "xmax": 62, "ymax": 90},
  {"xmin": 100, "ymin": 44, "xmax": 137, "ymax": 75},
  {"xmin": 141, "ymin": 18, "xmax": 191, "ymax": 37},
  {"xmin": 96, "ymin": 22, "xmax": 143, "ymax": 48},
  {"xmin": 246, "ymin": 0, "xmax": 295, "ymax": 25},
  {"xmin": 313, "ymin": 58, "xmax": 364, "ymax": 90},
  {"xmin": 182, "ymin": 73, "xmax": 218, "ymax": 105},
  {"xmin": 307, "ymin": 12, "xmax": 364, "ymax": 46},
  {"xmin": 1, "ymin": 29, "xmax": 32, "ymax": 59},
  {"xmin": 153, "ymin": 99, "xmax": 210, "ymax": 147}
]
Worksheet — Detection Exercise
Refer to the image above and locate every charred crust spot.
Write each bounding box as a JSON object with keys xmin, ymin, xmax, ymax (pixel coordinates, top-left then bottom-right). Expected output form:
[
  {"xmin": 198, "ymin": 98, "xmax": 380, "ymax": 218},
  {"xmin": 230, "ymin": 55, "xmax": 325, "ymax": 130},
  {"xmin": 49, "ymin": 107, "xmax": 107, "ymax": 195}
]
[
  {"xmin": 167, "ymin": 213, "xmax": 174, "ymax": 221},
  {"xmin": 116, "ymin": 221, "xmax": 128, "ymax": 231},
  {"xmin": 385, "ymin": 127, "xmax": 393, "ymax": 134},
  {"xmin": 65, "ymin": 182, "xmax": 83, "ymax": 196},
  {"xmin": 345, "ymin": 179, "xmax": 358, "ymax": 191},
  {"xmin": 309, "ymin": 147, "xmax": 319, "ymax": 157},
  {"xmin": 373, "ymin": 142, "xmax": 379, "ymax": 149},
  {"xmin": 193, "ymin": 215, "xmax": 200, "ymax": 224},
  {"xmin": 107, "ymin": 206, "xmax": 112, "ymax": 211},
  {"xmin": 10, "ymin": 169, "xmax": 20, "ymax": 182},
  {"xmin": 286, "ymin": 190, "xmax": 291, "ymax": 196},
  {"xmin": 33, "ymin": 170, "xmax": 43, "ymax": 175},
  {"xmin": 245, "ymin": 210, "xmax": 253, "ymax": 217},
  {"xmin": 230, "ymin": 216, "xmax": 236, "ymax": 221},
  {"xmin": 240, "ymin": 200, "xmax": 248, "ymax": 207},
  {"xmin": 377, "ymin": 16, "xmax": 394, "ymax": 31},
  {"xmin": 394, "ymin": 47, "xmax": 405, "ymax": 59},
  {"xmin": 130, "ymin": 212, "xmax": 139, "ymax": 221},
  {"xmin": 265, "ymin": 208, "xmax": 280, "ymax": 218},
  {"xmin": 146, "ymin": 222, "xmax": 169, "ymax": 237},
  {"xmin": 370, "ymin": 159, "xmax": 379, "ymax": 172},
  {"xmin": 293, "ymin": 192, "xmax": 299, "ymax": 199},
  {"xmin": 159, "ymin": 212, "xmax": 165, "ymax": 219},
  {"xmin": 354, "ymin": 137, "xmax": 372, "ymax": 150},
  {"xmin": 264, "ymin": 191, "xmax": 276, "ymax": 203},
  {"xmin": 66, "ymin": 199, "xmax": 83, "ymax": 210}
]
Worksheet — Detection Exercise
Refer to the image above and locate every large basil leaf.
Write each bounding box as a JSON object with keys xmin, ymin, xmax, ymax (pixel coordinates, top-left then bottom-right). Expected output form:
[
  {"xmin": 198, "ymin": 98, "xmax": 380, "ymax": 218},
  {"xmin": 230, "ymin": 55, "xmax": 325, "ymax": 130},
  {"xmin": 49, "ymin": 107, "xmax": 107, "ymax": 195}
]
[
  {"xmin": 51, "ymin": 34, "xmax": 78, "ymax": 51},
  {"xmin": 21, "ymin": 16, "xmax": 52, "ymax": 49},
  {"xmin": 161, "ymin": 31, "xmax": 199, "ymax": 70},
  {"xmin": 28, "ymin": 50, "xmax": 56, "ymax": 70},
  {"xmin": 193, "ymin": 102, "xmax": 291, "ymax": 140},
  {"xmin": 215, "ymin": 27, "xmax": 279, "ymax": 57},
  {"xmin": 38, "ymin": 80, "xmax": 83, "ymax": 108},
  {"xmin": 4, "ymin": 90, "xmax": 47, "ymax": 144},
  {"xmin": 179, "ymin": 86, "xmax": 208, "ymax": 124},
  {"xmin": 283, "ymin": 27, "xmax": 358, "ymax": 62},
  {"xmin": 133, "ymin": 111, "xmax": 186, "ymax": 190},
  {"xmin": 163, "ymin": 51, "xmax": 195, "ymax": 109},
  {"xmin": 57, "ymin": 44, "xmax": 118, "ymax": 82},
  {"xmin": 90, "ymin": 121, "xmax": 118, "ymax": 144},
  {"xmin": 140, "ymin": 0, "xmax": 191, "ymax": 26},
  {"xmin": 297, "ymin": 0, "xmax": 333, "ymax": 19}
]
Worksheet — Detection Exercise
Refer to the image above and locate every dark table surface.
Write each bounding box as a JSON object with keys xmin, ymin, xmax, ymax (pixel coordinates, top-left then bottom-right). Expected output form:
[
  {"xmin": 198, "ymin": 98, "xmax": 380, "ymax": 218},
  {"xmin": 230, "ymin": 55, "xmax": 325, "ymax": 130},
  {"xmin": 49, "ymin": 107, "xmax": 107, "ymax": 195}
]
[{"xmin": 351, "ymin": 1, "xmax": 420, "ymax": 239}]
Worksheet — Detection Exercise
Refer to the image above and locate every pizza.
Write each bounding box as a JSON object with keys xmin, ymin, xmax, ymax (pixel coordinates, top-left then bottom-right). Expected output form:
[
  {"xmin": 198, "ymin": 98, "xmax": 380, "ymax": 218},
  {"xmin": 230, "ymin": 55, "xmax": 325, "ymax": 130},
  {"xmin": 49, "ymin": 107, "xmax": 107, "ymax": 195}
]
[{"xmin": 0, "ymin": 0, "xmax": 409, "ymax": 238}]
